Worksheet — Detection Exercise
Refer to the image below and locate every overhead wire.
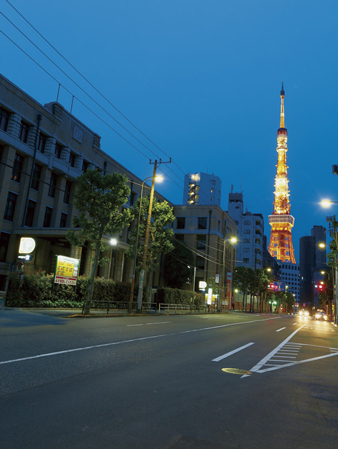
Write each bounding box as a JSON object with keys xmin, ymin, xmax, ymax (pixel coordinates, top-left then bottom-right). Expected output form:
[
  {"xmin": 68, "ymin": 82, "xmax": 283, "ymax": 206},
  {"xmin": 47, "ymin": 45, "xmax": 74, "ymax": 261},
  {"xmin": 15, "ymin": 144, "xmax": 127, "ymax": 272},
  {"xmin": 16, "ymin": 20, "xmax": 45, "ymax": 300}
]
[{"xmin": 1, "ymin": 4, "xmax": 215, "ymax": 205}]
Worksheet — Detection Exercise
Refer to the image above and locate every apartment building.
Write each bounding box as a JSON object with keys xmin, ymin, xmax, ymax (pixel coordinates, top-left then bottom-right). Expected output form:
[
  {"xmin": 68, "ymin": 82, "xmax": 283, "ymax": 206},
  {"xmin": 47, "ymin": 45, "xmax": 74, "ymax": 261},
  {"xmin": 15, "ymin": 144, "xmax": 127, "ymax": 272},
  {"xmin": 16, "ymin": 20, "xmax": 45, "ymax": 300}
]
[
  {"xmin": 183, "ymin": 172, "xmax": 221, "ymax": 206},
  {"xmin": 173, "ymin": 204, "xmax": 237, "ymax": 296},
  {"xmin": 0, "ymin": 75, "xmax": 169, "ymax": 292},
  {"xmin": 227, "ymin": 191, "xmax": 264, "ymax": 269}
]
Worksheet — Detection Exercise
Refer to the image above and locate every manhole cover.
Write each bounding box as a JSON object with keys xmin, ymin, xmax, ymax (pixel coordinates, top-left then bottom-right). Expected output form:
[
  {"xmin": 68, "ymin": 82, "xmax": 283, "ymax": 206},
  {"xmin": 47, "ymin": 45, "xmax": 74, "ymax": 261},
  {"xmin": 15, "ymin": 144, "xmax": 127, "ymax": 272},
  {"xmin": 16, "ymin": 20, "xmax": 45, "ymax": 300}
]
[{"xmin": 222, "ymin": 368, "xmax": 251, "ymax": 375}]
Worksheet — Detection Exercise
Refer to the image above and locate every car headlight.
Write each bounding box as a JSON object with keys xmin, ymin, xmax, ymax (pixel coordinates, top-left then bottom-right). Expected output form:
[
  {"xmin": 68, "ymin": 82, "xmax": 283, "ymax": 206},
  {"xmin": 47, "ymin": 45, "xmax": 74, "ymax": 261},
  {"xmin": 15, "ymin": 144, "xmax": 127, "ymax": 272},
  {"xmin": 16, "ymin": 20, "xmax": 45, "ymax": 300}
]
[
  {"xmin": 324, "ymin": 315, "xmax": 328, "ymax": 320},
  {"xmin": 305, "ymin": 311, "xmax": 309, "ymax": 317},
  {"xmin": 315, "ymin": 314, "xmax": 319, "ymax": 319}
]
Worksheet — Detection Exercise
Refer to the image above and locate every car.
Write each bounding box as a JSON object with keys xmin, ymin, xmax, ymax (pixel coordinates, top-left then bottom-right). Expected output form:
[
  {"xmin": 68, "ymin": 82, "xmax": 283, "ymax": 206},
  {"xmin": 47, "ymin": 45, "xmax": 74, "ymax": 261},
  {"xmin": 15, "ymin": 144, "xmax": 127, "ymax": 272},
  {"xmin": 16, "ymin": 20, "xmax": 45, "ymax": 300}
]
[
  {"xmin": 299, "ymin": 310, "xmax": 309, "ymax": 317},
  {"xmin": 315, "ymin": 311, "xmax": 328, "ymax": 321}
]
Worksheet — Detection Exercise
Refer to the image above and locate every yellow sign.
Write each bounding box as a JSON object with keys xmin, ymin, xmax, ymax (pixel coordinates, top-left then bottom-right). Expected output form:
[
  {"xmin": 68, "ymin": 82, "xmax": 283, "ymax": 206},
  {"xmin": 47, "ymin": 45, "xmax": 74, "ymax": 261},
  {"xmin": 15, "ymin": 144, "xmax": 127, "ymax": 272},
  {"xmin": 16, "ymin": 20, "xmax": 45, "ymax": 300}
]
[{"xmin": 54, "ymin": 255, "xmax": 80, "ymax": 285}]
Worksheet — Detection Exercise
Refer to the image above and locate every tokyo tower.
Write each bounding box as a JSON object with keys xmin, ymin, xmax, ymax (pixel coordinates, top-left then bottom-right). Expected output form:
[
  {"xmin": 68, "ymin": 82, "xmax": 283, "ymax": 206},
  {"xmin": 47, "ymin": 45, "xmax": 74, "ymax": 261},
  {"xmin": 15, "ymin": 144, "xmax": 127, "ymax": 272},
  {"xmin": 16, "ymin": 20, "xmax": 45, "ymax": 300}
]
[{"xmin": 268, "ymin": 83, "xmax": 296, "ymax": 263}]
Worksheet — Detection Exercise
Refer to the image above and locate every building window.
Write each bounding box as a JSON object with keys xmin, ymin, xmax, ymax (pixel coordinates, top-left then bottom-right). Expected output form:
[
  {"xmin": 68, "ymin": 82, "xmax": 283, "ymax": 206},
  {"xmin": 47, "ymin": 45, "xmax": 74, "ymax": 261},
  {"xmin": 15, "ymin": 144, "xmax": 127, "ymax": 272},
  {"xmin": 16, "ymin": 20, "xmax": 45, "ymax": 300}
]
[
  {"xmin": 64, "ymin": 180, "xmax": 71, "ymax": 204},
  {"xmin": 0, "ymin": 232, "xmax": 10, "ymax": 262},
  {"xmin": 176, "ymin": 217, "xmax": 185, "ymax": 229},
  {"xmin": 0, "ymin": 144, "xmax": 4, "ymax": 161},
  {"xmin": 60, "ymin": 212, "xmax": 68, "ymax": 228},
  {"xmin": 31, "ymin": 163, "xmax": 42, "ymax": 191},
  {"xmin": 4, "ymin": 192, "xmax": 17, "ymax": 221},
  {"xmin": 175, "ymin": 234, "xmax": 184, "ymax": 242},
  {"xmin": 19, "ymin": 121, "xmax": 30, "ymax": 143},
  {"xmin": 244, "ymin": 220, "xmax": 251, "ymax": 225},
  {"xmin": 43, "ymin": 207, "xmax": 53, "ymax": 227},
  {"xmin": 11, "ymin": 153, "xmax": 24, "ymax": 183},
  {"xmin": 243, "ymin": 248, "xmax": 250, "ymax": 253},
  {"xmin": 54, "ymin": 143, "xmax": 62, "ymax": 159},
  {"xmin": 130, "ymin": 191, "xmax": 137, "ymax": 206},
  {"xmin": 196, "ymin": 256, "xmax": 205, "ymax": 270},
  {"xmin": 198, "ymin": 217, "xmax": 207, "ymax": 230},
  {"xmin": 244, "ymin": 229, "xmax": 251, "ymax": 234},
  {"xmin": 244, "ymin": 238, "xmax": 250, "ymax": 243},
  {"xmin": 25, "ymin": 200, "xmax": 36, "ymax": 227},
  {"xmin": 69, "ymin": 152, "xmax": 76, "ymax": 167},
  {"xmin": 0, "ymin": 107, "xmax": 10, "ymax": 132},
  {"xmin": 48, "ymin": 172, "xmax": 57, "ymax": 197},
  {"xmin": 82, "ymin": 160, "xmax": 88, "ymax": 172},
  {"xmin": 38, "ymin": 133, "xmax": 47, "ymax": 154},
  {"xmin": 197, "ymin": 235, "xmax": 206, "ymax": 250},
  {"xmin": 243, "ymin": 258, "xmax": 249, "ymax": 263}
]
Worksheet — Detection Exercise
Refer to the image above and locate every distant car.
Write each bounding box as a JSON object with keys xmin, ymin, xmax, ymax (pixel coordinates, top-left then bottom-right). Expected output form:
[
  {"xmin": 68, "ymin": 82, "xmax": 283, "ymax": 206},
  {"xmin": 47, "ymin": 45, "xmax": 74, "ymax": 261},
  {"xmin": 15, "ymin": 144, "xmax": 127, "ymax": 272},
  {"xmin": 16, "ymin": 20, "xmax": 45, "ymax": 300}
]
[
  {"xmin": 299, "ymin": 310, "xmax": 309, "ymax": 317},
  {"xmin": 315, "ymin": 311, "xmax": 328, "ymax": 321}
]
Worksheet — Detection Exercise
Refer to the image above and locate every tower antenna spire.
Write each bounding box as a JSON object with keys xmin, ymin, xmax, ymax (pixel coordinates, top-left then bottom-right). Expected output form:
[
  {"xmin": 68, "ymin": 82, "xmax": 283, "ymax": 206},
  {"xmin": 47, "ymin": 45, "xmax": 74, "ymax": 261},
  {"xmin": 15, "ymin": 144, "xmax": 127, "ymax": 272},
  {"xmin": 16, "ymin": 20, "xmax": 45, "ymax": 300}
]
[{"xmin": 280, "ymin": 81, "xmax": 285, "ymax": 129}]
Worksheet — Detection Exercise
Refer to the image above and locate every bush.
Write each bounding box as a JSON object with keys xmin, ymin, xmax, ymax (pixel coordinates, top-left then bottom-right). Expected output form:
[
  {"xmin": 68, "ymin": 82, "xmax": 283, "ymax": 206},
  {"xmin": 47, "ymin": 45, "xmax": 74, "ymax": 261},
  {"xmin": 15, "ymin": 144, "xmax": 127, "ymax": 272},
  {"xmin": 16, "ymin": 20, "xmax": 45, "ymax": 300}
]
[
  {"xmin": 5, "ymin": 272, "xmax": 131, "ymax": 308},
  {"xmin": 156, "ymin": 287, "xmax": 197, "ymax": 306}
]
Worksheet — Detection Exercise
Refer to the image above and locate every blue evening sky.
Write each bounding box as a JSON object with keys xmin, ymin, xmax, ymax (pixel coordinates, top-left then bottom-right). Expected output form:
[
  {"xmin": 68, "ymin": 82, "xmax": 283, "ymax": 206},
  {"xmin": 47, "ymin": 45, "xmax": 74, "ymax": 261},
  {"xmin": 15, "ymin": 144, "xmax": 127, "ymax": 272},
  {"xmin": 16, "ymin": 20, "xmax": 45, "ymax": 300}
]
[{"xmin": 1, "ymin": 0, "xmax": 338, "ymax": 261}]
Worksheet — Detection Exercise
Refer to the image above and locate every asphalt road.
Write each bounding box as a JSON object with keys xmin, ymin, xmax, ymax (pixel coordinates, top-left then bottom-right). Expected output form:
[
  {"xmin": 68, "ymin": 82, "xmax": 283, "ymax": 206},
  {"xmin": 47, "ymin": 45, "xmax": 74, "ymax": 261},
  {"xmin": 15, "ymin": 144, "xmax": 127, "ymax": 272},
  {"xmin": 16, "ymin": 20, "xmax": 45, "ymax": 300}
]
[{"xmin": 1, "ymin": 309, "xmax": 338, "ymax": 449}]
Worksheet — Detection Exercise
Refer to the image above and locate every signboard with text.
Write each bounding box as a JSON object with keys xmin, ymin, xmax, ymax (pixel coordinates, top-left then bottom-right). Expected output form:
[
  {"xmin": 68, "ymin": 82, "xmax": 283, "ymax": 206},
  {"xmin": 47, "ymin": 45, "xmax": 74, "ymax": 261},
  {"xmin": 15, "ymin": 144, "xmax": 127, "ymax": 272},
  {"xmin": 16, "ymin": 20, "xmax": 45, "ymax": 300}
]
[{"xmin": 54, "ymin": 255, "xmax": 80, "ymax": 285}]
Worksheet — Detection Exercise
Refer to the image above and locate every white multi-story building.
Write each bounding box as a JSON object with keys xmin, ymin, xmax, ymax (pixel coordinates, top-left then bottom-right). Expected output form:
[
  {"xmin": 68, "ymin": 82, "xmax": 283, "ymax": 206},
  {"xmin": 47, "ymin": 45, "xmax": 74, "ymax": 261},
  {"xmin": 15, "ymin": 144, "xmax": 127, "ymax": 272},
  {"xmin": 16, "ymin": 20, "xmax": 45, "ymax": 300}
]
[
  {"xmin": 227, "ymin": 191, "xmax": 264, "ymax": 269},
  {"xmin": 279, "ymin": 262, "xmax": 300, "ymax": 302},
  {"xmin": 183, "ymin": 172, "xmax": 221, "ymax": 206}
]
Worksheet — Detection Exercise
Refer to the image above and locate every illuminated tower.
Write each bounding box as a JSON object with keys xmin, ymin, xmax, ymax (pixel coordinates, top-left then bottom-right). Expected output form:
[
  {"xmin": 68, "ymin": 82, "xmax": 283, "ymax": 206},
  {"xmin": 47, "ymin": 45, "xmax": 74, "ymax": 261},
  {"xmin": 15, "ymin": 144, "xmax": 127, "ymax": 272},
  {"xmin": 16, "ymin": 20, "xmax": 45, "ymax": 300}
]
[{"xmin": 268, "ymin": 83, "xmax": 296, "ymax": 263}]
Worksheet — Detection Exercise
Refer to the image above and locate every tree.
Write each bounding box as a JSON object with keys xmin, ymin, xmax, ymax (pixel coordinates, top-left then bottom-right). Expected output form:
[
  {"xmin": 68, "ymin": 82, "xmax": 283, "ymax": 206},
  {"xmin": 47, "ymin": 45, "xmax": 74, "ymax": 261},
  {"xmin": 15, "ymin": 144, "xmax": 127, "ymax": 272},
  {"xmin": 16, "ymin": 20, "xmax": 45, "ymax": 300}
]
[
  {"xmin": 126, "ymin": 195, "xmax": 175, "ymax": 300},
  {"xmin": 233, "ymin": 266, "xmax": 250, "ymax": 311},
  {"xmin": 67, "ymin": 169, "xmax": 132, "ymax": 314},
  {"xmin": 163, "ymin": 240, "xmax": 194, "ymax": 289}
]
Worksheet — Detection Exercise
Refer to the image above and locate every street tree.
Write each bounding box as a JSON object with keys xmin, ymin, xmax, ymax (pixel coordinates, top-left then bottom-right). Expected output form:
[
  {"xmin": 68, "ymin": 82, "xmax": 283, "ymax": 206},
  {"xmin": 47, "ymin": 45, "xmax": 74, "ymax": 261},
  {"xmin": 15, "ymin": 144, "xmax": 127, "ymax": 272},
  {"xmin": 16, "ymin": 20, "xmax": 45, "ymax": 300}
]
[
  {"xmin": 163, "ymin": 240, "xmax": 194, "ymax": 289},
  {"xmin": 126, "ymin": 195, "xmax": 175, "ymax": 300},
  {"xmin": 67, "ymin": 169, "xmax": 132, "ymax": 314},
  {"xmin": 233, "ymin": 266, "xmax": 251, "ymax": 311}
]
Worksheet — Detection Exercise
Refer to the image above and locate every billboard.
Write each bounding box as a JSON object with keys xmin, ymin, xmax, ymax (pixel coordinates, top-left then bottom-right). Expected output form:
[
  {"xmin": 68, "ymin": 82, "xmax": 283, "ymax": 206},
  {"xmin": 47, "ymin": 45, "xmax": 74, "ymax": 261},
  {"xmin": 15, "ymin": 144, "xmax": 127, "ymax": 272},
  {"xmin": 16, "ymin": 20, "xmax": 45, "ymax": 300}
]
[
  {"xmin": 268, "ymin": 281, "xmax": 286, "ymax": 292},
  {"xmin": 54, "ymin": 255, "xmax": 80, "ymax": 285}
]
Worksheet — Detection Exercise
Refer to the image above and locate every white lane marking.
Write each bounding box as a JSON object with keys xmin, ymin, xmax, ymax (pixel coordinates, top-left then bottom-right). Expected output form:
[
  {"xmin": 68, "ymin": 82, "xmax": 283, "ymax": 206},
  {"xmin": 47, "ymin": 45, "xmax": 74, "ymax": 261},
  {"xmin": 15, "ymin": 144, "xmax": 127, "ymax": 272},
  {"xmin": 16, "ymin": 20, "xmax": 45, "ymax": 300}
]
[
  {"xmin": 257, "ymin": 352, "xmax": 338, "ymax": 373},
  {"xmin": 127, "ymin": 324, "xmax": 143, "ymax": 327},
  {"xmin": 247, "ymin": 325, "xmax": 305, "ymax": 374},
  {"xmin": 0, "ymin": 316, "xmax": 282, "ymax": 366},
  {"xmin": 276, "ymin": 327, "xmax": 286, "ymax": 332},
  {"xmin": 293, "ymin": 323, "xmax": 298, "ymax": 325},
  {"xmin": 212, "ymin": 342, "xmax": 254, "ymax": 362},
  {"xmin": 180, "ymin": 316, "xmax": 281, "ymax": 334},
  {"xmin": 0, "ymin": 333, "xmax": 169, "ymax": 366},
  {"xmin": 271, "ymin": 355, "xmax": 296, "ymax": 358},
  {"xmin": 146, "ymin": 322, "xmax": 170, "ymax": 325}
]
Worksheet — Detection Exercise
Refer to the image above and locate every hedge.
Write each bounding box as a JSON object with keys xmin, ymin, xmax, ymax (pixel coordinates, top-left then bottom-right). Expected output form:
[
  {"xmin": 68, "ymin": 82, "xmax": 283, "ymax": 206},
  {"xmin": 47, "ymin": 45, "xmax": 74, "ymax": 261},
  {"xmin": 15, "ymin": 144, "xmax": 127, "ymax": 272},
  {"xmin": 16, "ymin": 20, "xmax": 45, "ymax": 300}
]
[
  {"xmin": 156, "ymin": 287, "xmax": 204, "ymax": 307},
  {"xmin": 5, "ymin": 272, "xmax": 131, "ymax": 308}
]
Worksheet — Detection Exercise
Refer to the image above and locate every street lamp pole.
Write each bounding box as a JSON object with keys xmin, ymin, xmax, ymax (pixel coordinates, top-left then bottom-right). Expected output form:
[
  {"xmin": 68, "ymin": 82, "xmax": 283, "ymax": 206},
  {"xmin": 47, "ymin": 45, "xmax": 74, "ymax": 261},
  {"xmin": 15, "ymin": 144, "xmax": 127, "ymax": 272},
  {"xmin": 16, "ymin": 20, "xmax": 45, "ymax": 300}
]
[
  {"xmin": 137, "ymin": 161, "xmax": 158, "ymax": 312},
  {"xmin": 129, "ymin": 176, "xmax": 150, "ymax": 311}
]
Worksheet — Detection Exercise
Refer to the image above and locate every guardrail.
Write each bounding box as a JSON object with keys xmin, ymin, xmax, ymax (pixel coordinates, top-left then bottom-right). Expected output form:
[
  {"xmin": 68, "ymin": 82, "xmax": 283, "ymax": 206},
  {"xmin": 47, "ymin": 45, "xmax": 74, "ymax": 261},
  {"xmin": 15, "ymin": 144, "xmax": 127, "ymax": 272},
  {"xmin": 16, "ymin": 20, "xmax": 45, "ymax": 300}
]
[
  {"xmin": 82, "ymin": 301, "xmax": 157, "ymax": 314},
  {"xmin": 158, "ymin": 304, "xmax": 218, "ymax": 314}
]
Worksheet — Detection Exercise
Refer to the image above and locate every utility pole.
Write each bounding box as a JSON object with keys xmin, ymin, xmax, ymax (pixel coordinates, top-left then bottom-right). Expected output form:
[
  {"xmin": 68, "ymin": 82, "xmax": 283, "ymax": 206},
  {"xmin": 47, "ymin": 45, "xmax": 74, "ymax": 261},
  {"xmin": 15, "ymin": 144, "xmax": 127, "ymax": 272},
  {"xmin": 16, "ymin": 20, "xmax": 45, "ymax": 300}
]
[{"xmin": 137, "ymin": 158, "xmax": 171, "ymax": 313}]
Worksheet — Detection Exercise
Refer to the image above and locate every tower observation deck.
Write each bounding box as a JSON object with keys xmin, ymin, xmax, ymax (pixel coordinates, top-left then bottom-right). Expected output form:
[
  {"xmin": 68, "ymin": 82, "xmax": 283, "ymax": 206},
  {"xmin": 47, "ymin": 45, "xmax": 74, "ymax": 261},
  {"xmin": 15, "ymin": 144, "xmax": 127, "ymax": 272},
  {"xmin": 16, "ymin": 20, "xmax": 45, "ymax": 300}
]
[{"xmin": 268, "ymin": 83, "xmax": 296, "ymax": 263}]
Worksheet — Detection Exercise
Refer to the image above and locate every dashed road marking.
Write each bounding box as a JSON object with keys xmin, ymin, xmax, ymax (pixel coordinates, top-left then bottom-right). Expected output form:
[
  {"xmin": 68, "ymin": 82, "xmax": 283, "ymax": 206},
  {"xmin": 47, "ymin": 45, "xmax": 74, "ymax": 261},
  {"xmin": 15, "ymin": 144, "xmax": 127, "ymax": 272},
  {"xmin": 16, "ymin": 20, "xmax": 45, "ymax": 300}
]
[{"xmin": 212, "ymin": 342, "xmax": 254, "ymax": 362}]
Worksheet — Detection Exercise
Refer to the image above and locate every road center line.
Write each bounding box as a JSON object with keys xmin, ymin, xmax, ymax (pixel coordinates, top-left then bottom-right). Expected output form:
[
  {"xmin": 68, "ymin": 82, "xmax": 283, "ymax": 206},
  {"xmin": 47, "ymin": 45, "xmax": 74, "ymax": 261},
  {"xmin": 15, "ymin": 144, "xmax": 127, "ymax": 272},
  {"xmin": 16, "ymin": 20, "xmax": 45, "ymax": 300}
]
[
  {"xmin": 276, "ymin": 327, "xmax": 286, "ymax": 332},
  {"xmin": 212, "ymin": 342, "xmax": 254, "ymax": 362},
  {"xmin": 0, "ymin": 316, "xmax": 282, "ymax": 366}
]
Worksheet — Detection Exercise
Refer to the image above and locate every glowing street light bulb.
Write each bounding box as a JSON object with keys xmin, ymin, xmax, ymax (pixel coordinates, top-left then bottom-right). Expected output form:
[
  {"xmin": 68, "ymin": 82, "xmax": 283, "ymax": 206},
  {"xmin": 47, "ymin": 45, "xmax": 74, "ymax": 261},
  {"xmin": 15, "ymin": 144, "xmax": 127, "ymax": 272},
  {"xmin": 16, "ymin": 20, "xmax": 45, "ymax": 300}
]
[
  {"xmin": 319, "ymin": 243, "xmax": 326, "ymax": 248},
  {"xmin": 230, "ymin": 237, "xmax": 237, "ymax": 244},
  {"xmin": 321, "ymin": 199, "xmax": 333, "ymax": 208},
  {"xmin": 155, "ymin": 175, "xmax": 164, "ymax": 183}
]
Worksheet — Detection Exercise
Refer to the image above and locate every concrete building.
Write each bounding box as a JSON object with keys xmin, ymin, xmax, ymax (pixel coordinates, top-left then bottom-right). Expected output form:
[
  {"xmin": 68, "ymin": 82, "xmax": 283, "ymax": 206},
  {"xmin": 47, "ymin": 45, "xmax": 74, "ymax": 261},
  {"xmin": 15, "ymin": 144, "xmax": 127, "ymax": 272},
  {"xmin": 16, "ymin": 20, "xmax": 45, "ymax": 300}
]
[
  {"xmin": 173, "ymin": 205, "xmax": 237, "ymax": 300},
  {"xmin": 227, "ymin": 191, "xmax": 264, "ymax": 269},
  {"xmin": 183, "ymin": 172, "xmax": 221, "ymax": 206},
  {"xmin": 279, "ymin": 261, "xmax": 300, "ymax": 302},
  {"xmin": 0, "ymin": 74, "xmax": 170, "ymax": 293},
  {"xmin": 299, "ymin": 226, "xmax": 327, "ymax": 308}
]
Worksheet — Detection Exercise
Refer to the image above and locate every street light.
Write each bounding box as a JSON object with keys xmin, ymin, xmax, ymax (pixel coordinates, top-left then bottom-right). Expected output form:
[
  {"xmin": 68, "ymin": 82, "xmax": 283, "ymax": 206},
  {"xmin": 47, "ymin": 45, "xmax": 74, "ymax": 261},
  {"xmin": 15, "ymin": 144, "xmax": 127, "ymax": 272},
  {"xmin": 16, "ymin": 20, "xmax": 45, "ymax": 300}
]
[
  {"xmin": 220, "ymin": 235, "xmax": 237, "ymax": 312},
  {"xmin": 320, "ymin": 199, "xmax": 338, "ymax": 208},
  {"xmin": 136, "ymin": 164, "xmax": 163, "ymax": 312},
  {"xmin": 188, "ymin": 265, "xmax": 197, "ymax": 293},
  {"xmin": 129, "ymin": 174, "xmax": 163, "ymax": 311}
]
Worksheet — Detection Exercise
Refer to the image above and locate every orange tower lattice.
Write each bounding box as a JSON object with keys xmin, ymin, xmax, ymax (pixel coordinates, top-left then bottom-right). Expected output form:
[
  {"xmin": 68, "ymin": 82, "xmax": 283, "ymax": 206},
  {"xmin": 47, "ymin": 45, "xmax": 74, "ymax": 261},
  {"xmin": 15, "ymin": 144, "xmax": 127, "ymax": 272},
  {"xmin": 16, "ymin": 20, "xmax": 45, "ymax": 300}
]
[{"xmin": 268, "ymin": 83, "xmax": 296, "ymax": 264}]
